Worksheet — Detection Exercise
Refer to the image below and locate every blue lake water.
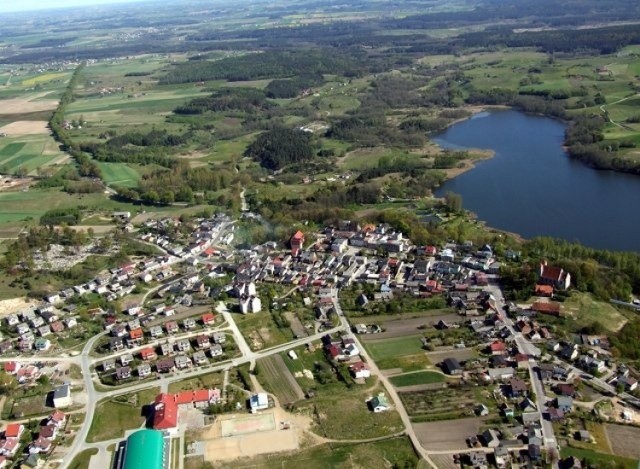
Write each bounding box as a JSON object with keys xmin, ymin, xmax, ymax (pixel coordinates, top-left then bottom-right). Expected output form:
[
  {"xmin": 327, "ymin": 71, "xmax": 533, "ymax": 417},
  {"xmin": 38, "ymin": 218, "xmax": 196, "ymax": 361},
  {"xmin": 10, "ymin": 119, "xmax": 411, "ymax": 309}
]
[{"xmin": 433, "ymin": 110, "xmax": 640, "ymax": 252}]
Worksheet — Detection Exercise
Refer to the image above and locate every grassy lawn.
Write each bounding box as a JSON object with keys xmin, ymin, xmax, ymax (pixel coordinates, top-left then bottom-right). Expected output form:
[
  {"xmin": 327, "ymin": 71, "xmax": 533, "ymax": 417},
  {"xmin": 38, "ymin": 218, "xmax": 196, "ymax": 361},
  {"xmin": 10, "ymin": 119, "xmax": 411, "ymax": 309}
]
[
  {"xmin": 68, "ymin": 448, "xmax": 99, "ymax": 469},
  {"xmin": 562, "ymin": 292, "xmax": 627, "ymax": 332},
  {"xmin": 235, "ymin": 311, "xmax": 295, "ymax": 351},
  {"xmin": 363, "ymin": 336, "xmax": 430, "ymax": 371},
  {"xmin": 87, "ymin": 387, "xmax": 159, "ymax": 442},
  {"xmin": 560, "ymin": 447, "xmax": 636, "ymax": 469},
  {"xmin": 214, "ymin": 437, "xmax": 418, "ymax": 469},
  {"xmin": 167, "ymin": 372, "xmax": 223, "ymax": 393},
  {"xmin": 97, "ymin": 162, "xmax": 142, "ymax": 188},
  {"xmin": 389, "ymin": 371, "xmax": 446, "ymax": 387}
]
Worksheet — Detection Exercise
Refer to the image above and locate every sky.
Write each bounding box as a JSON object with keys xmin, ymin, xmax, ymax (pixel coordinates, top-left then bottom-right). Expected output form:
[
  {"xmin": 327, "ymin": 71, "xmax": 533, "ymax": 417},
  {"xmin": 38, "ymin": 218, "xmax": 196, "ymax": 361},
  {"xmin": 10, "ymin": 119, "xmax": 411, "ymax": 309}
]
[{"xmin": 0, "ymin": 0, "xmax": 150, "ymax": 13}]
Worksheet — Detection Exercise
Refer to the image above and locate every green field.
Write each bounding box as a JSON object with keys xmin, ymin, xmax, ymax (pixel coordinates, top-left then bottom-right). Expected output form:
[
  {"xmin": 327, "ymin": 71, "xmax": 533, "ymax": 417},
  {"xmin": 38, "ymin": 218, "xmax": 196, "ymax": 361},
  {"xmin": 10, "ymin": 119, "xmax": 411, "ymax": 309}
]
[
  {"xmin": 210, "ymin": 437, "xmax": 418, "ymax": 469},
  {"xmin": 98, "ymin": 162, "xmax": 142, "ymax": 187},
  {"xmin": 560, "ymin": 447, "xmax": 637, "ymax": 469},
  {"xmin": 0, "ymin": 134, "xmax": 67, "ymax": 176},
  {"xmin": 389, "ymin": 371, "xmax": 446, "ymax": 387},
  {"xmin": 257, "ymin": 355, "xmax": 304, "ymax": 406},
  {"xmin": 562, "ymin": 292, "xmax": 627, "ymax": 332},
  {"xmin": 364, "ymin": 336, "xmax": 425, "ymax": 359},
  {"xmin": 87, "ymin": 388, "xmax": 159, "ymax": 442}
]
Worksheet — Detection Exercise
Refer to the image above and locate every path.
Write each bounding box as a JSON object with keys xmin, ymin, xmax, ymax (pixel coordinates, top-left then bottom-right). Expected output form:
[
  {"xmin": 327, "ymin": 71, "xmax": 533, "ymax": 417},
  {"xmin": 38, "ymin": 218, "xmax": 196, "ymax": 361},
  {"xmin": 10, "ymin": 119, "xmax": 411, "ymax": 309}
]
[{"xmin": 600, "ymin": 93, "xmax": 639, "ymax": 130}]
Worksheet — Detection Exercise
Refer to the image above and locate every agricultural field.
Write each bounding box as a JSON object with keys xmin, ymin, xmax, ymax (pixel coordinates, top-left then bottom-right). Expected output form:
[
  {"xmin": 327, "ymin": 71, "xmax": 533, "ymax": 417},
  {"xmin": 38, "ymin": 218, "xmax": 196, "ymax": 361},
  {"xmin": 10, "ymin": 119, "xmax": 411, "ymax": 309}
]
[
  {"xmin": 0, "ymin": 134, "xmax": 68, "ymax": 176},
  {"xmin": 362, "ymin": 335, "xmax": 430, "ymax": 371},
  {"xmin": 400, "ymin": 385, "xmax": 497, "ymax": 422},
  {"xmin": 604, "ymin": 424, "xmax": 640, "ymax": 460},
  {"xmin": 356, "ymin": 310, "xmax": 461, "ymax": 340},
  {"xmin": 389, "ymin": 370, "xmax": 446, "ymax": 388},
  {"xmin": 413, "ymin": 417, "xmax": 483, "ymax": 451},
  {"xmin": 97, "ymin": 162, "xmax": 143, "ymax": 188},
  {"xmin": 257, "ymin": 354, "xmax": 305, "ymax": 406}
]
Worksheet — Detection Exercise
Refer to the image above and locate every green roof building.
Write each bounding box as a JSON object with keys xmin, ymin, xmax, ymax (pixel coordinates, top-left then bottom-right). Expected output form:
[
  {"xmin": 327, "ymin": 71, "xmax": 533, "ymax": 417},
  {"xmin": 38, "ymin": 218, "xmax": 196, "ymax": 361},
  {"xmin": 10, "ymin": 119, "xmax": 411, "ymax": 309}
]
[{"xmin": 123, "ymin": 429, "xmax": 164, "ymax": 469}]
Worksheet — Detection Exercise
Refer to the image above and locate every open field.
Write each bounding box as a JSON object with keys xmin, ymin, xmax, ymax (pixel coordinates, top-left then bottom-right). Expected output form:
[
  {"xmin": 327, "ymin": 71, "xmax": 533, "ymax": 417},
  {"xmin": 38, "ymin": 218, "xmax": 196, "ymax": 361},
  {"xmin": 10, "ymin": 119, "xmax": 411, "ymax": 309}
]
[
  {"xmin": 560, "ymin": 447, "xmax": 637, "ymax": 469},
  {"xmin": 212, "ymin": 437, "xmax": 418, "ymax": 469},
  {"xmin": 400, "ymin": 385, "xmax": 496, "ymax": 421},
  {"xmin": 357, "ymin": 311, "xmax": 461, "ymax": 340},
  {"xmin": 68, "ymin": 448, "xmax": 99, "ymax": 469},
  {"xmin": 604, "ymin": 424, "xmax": 640, "ymax": 460},
  {"xmin": 0, "ymin": 93, "xmax": 59, "ymax": 114},
  {"xmin": 87, "ymin": 387, "xmax": 158, "ymax": 442},
  {"xmin": 362, "ymin": 335, "xmax": 430, "ymax": 371},
  {"xmin": 235, "ymin": 311, "xmax": 295, "ymax": 351},
  {"xmin": 257, "ymin": 355, "xmax": 305, "ymax": 406},
  {"xmin": 562, "ymin": 292, "xmax": 627, "ymax": 332},
  {"xmin": 0, "ymin": 120, "xmax": 50, "ymax": 136},
  {"xmin": 389, "ymin": 370, "xmax": 446, "ymax": 387},
  {"xmin": 0, "ymin": 134, "xmax": 67, "ymax": 175},
  {"xmin": 426, "ymin": 348, "xmax": 477, "ymax": 364},
  {"xmin": 413, "ymin": 417, "xmax": 482, "ymax": 451},
  {"xmin": 167, "ymin": 372, "xmax": 223, "ymax": 393},
  {"xmin": 98, "ymin": 162, "xmax": 143, "ymax": 188}
]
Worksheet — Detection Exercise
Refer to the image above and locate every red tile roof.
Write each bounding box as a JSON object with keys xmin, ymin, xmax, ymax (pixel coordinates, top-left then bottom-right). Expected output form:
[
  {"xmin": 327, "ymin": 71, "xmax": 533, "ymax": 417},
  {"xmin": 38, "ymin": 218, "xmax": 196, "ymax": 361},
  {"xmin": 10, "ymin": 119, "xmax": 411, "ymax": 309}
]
[
  {"xmin": 3, "ymin": 424, "xmax": 22, "ymax": 439},
  {"xmin": 201, "ymin": 313, "xmax": 215, "ymax": 324},
  {"xmin": 129, "ymin": 328, "xmax": 143, "ymax": 340},
  {"xmin": 490, "ymin": 341, "xmax": 506, "ymax": 352},
  {"xmin": 3, "ymin": 362, "xmax": 18, "ymax": 373},
  {"xmin": 531, "ymin": 301, "xmax": 561, "ymax": 316},
  {"xmin": 153, "ymin": 393, "xmax": 178, "ymax": 430},
  {"xmin": 292, "ymin": 230, "xmax": 305, "ymax": 241}
]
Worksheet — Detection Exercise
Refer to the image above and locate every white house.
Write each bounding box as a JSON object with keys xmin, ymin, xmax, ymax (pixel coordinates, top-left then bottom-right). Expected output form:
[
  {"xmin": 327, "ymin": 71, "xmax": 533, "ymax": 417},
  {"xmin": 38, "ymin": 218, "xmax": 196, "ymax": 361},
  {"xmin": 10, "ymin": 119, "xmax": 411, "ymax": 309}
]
[
  {"xmin": 249, "ymin": 393, "xmax": 269, "ymax": 412},
  {"xmin": 52, "ymin": 384, "xmax": 72, "ymax": 408}
]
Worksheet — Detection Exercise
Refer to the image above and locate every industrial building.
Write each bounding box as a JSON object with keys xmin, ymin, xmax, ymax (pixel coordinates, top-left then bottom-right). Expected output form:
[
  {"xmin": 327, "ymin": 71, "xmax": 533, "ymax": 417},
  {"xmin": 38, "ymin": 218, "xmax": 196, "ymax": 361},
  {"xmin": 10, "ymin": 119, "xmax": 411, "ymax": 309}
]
[{"xmin": 122, "ymin": 429, "xmax": 164, "ymax": 469}]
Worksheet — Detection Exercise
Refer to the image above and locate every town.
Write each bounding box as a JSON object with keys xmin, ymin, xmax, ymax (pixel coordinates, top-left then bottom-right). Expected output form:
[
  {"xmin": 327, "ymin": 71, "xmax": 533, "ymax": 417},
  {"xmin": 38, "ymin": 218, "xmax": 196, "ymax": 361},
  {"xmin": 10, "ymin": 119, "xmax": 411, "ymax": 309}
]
[{"xmin": 0, "ymin": 210, "xmax": 637, "ymax": 469}]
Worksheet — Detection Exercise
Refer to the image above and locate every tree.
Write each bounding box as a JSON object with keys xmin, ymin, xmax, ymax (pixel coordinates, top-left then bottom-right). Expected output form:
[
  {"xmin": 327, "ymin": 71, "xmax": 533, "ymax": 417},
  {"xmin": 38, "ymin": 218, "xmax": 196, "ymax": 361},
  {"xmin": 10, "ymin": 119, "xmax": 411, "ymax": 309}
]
[
  {"xmin": 0, "ymin": 371, "xmax": 17, "ymax": 395},
  {"xmin": 444, "ymin": 191, "xmax": 463, "ymax": 213}
]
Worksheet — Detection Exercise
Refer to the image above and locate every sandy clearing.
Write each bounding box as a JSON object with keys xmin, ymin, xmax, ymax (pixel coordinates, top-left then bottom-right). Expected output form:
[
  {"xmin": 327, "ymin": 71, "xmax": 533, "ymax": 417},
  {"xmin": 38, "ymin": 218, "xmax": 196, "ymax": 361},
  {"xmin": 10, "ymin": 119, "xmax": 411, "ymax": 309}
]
[
  {"xmin": 0, "ymin": 298, "xmax": 38, "ymax": 317},
  {"xmin": 0, "ymin": 94, "xmax": 59, "ymax": 114},
  {"xmin": 0, "ymin": 120, "xmax": 50, "ymax": 136},
  {"xmin": 198, "ymin": 407, "xmax": 310, "ymax": 462}
]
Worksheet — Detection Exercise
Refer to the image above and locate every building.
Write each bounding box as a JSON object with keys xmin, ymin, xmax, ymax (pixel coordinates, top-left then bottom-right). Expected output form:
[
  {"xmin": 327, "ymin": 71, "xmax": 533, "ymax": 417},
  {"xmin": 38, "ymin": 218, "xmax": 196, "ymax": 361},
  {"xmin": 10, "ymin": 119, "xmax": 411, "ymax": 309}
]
[
  {"xmin": 442, "ymin": 357, "xmax": 463, "ymax": 375},
  {"xmin": 290, "ymin": 230, "xmax": 305, "ymax": 256},
  {"xmin": 349, "ymin": 362, "xmax": 371, "ymax": 379},
  {"xmin": 153, "ymin": 390, "xmax": 221, "ymax": 430},
  {"xmin": 52, "ymin": 384, "xmax": 72, "ymax": 408},
  {"xmin": 249, "ymin": 393, "xmax": 269, "ymax": 412},
  {"xmin": 539, "ymin": 262, "xmax": 571, "ymax": 290},
  {"xmin": 123, "ymin": 429, "xmax": 164, "ymax": 469},
  {"xmin": 368, "ymin": 393, "xmax": 389, "ymax": 413}
]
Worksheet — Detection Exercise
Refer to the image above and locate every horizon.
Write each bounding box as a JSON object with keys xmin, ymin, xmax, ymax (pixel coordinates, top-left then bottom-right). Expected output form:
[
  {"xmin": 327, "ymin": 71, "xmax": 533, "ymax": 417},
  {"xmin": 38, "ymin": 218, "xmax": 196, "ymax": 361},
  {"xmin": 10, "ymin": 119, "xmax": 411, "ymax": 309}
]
[{"xmin": 0, "ymin": 0, "xmax": 151, "ymax": 13}]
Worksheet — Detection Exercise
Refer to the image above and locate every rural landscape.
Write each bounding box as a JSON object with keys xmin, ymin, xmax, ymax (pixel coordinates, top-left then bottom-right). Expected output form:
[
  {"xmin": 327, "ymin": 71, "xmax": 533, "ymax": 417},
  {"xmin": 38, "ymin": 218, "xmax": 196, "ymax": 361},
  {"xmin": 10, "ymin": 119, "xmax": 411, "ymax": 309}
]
[{"xmin": 0, "ymin": 0, "xmax": 640, "ymax": 468}]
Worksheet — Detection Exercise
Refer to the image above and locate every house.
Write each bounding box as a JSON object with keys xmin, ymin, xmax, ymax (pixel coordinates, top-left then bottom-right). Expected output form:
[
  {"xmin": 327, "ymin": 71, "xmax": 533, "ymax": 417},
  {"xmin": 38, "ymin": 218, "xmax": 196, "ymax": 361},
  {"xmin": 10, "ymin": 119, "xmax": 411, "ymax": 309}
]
[
  {"xmin": 156, "ymin": 358, "xmax": 175, "ymax": 373},
  {"xmin": 212, "ymin": 332, "xmax": 226, "ymax": 344},
  {"xmin": 481, "ymin": 429, "xmax": 500, "ymax": 448},
  {"xmin": 160, "ymin": 342, "xmax": 173, "ymax": 356},
  {"xmin": 531, "ymin": 301, "xmax": 561, "ymax": 317},
  {"xmin": 165, "ymin": 321, "xmax": 179, "ymax": 334},
  {"xmin": 0, "ymin": 438, "xmax": 19, "ymax": 457},
  {"xmin": 202, "ymin": 313, "xmax": 216, "ymax": 326},
  {"xmin": 153, "ymin": 393, "xmax": 179, "ymax": 430},
  {"xmin": 175, "ymin": 355, "xmax": 191, "ymax": 369},
  {"xmin": 539, "ymin": 261, "xmax": 571, "ymax": 290},
  {"xmin": 149, "ymin": 325, "xmax": 163, "ymax": 338},
  {"xmin": 52, "ymin": 384, "xmax": 72, "ymax": 408},
  {"xmin": 489, "ymin": 341, "xmax": 507, "ymax": 355},
  {"xmin": 3, "ymin": 423, "xmax": 24, "ymax": 439},
  {"xmin": 535, "ymin": 284, "xmax": 554, "ymax": 297},
  {"xmin": 39, "ymin": 423, "xmax": 57, "ymax": 439},
  {"xmin": 509, "ymin": 378, "xmax": 528, "ymax": 397},
  {"xmin": 128, "ymin": 327, "xmax": 144, "ymax": 343},
  {"xmin": 476, "ymin": 404, "xmax": 489, "ymax": 416},
  {"xmin": 442, "ymin": 357, "xmax": 463, "ymax": 375},
  {"xmin": 487, "ymin": 367, "xmax": 516, "ymax": 381},
  {"xmin": 209, "ymin": 344, "xmax": 223, "ymax": 357},
  {"xmin": 617, "ymin": 375, "xmax": 638, "ymax": 392},
  {"xmin": 35, "ymin": 338, "xmax": 51, "ymax": 351},
  {"xmin": 195, "ymin": 335, "xmax": 210, "ymax": 349},
  {"xmin": 120, "ymin": 353, "xmax": 134, "ymax": 366},
  {"xmin": 102, "ymin": 359, "xmax": 115, "ymax": 371},
  {"xmin": 193, "ymin": 351, "xmax": 208, "ymax": 366},
  {"xmin": 183, "ymin": 318, "xmax": 196, "ymax": 330},
  {"xmin": 137, "ymin": 363, "xmax": 152, "ymax": 378},
  {"xmin": 349, "ymin": 362, "xmax": 371, "ymax": 379},
  {"xmin": 290, "ymin": 230, "xmax": 305, "ymax": 256},
  {"xmin": 560, "ymin": 344, "xmax": 579, "ymax": 361},
  {"xmin": 116, "ymin": 366, "xmax": 132, "ymax": 380},
  {"xmin": 368, "ymin": 393, "xmax": 390, "ymax": 413},
  {"xmin": 577, "ymin": 430, "xmax": 592, "ymax": 442},
  {"xmin": 49, "ymin": 410, "xmax": 66, "ymax": 427},
  {"xmin": 514, "ymin": 353, "xmax": 529, "ymax": 369},
  {"xmin": 110, "ymin": 337, "xmax": 125, "ymax": 352},
  {"xmin": 528, "ymin": 443, "xmax": 542, "ymax": 461},
  {"xmin": 556, "ymin": 396, "xmax": 573, "ymax": 413},
  {"xmin": 467, "ymin": 451, "xmax": 488, "ymax": 469},
  {"xmin": 557, "ymin": 383, "xmax": 576, "ymax": 397},
  {"xmin": 176, "ymin": 339, "xmax": 191, "ymax": 353},
  {"xmin": 249, "ymin": 393, "xmax": 269, "ymax": 412},
  {"xmin": 3, "ymin": 362, "xmax": 20, "ymax": 375},
  {"xmin": 29, "ymin": 436, "xmax": 52, "ymax": 454},
  {"xmin": 547, "ymin": 408, "xmax": 565, "ymax": 421},
  {"xmin": 140, "ymin": 347, "xmax": 157, "ymax": 361}
]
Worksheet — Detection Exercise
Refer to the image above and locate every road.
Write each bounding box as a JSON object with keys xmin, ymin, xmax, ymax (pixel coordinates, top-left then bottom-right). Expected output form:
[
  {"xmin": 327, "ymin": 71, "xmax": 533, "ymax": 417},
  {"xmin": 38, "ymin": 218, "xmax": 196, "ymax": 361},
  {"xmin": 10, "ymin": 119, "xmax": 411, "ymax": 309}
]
[
  {"xmin": 331, "ymin": 294, "xmax": 438, "ymax": 469},
  {"xmin": 486, "ymin": 282, "xmax": 559, "ymax": 466}
]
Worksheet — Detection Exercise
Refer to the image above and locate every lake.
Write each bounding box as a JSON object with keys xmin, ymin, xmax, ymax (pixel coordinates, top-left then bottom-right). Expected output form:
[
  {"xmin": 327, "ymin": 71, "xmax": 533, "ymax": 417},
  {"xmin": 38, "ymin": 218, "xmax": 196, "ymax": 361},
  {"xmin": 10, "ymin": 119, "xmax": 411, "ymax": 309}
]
[{"xmin": 433, "ymin": 110, "xmax": 640, "ymax": 252}]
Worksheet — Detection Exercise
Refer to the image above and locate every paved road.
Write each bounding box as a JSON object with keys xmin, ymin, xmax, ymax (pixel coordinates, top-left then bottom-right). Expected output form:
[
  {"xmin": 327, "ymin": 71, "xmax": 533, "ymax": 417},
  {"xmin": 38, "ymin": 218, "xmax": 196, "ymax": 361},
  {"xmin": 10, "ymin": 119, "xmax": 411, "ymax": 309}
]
[{"xmin": 331, "ymin": 295, "xmax": 438, "ymax": 469}]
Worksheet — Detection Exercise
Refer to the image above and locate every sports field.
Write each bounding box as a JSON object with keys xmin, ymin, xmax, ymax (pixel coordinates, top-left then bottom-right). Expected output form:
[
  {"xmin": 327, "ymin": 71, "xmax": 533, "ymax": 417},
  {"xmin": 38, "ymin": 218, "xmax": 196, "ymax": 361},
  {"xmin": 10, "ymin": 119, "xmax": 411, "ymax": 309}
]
[{"xmin": 220, "ymin": 412, "xmax": 275, "ymax": 437}]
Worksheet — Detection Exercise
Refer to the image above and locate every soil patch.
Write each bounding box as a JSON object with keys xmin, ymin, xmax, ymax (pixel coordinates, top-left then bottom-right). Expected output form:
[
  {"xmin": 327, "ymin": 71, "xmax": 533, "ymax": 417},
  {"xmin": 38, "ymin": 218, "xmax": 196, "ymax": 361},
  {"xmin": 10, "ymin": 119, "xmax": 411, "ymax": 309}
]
[
  {"xmin": 413, "ymin": 417, "xmax": 482, "ymax": 451},
  {"xmin": 0, "ymin": 121, "xmax": 50, "ymax": 136}
]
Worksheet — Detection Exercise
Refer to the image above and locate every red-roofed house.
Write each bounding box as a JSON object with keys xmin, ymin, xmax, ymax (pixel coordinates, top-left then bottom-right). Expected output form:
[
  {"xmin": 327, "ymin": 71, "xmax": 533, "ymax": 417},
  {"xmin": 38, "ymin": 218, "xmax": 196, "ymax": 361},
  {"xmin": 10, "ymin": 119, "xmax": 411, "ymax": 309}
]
[
  {"xmin": 49, "ymin": 410, "xmax": 66, "ymax": 427},
  {"xmin": 290, "ymin": 230, "xmax": 305, "ymax": 256},
  {"xmin": 326, "ymin": 344, "xmax": 341, "ymax": 361},
  {"xmin": 349, "ymin": 362, "xmax": 371, "ymax": 379},
  {"xmin": 539, "ymin": 262, "xmax": 571, "ymax": 290},
  {"xmin": 531, "ymin": 301, "xmax": 561, "ymax": 317},
  {"xmin": 535, "ymin": 284, "xmax": 554, "ymax": 297},
  {"xmin": 140, "ymin": 347, "xmax": 157, "ymax": 361},
  {"xmin": 129, "ymin": 328, "xmax": 144, "ymax": 343},
  {"xmin": 3, "ymin": 362, "xmax": 20, "ymax": 375},
  {"xmin": 0, "ymin": 438, "xmax": 19, "ymax": 457},
  {"xmin": 201, "ymin": 313, "xmax": 215, "ymax": 326},
  {"xmin": 3, "ymin": 423, "xmax": 23, "ymax": 439},
  {"xmin": 29, "ymin": 435, "xmax": 52, "ymax": 454},
  {"xmin": 489, "ymin": 341, "xmax": 507, "ymax": 355}
]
